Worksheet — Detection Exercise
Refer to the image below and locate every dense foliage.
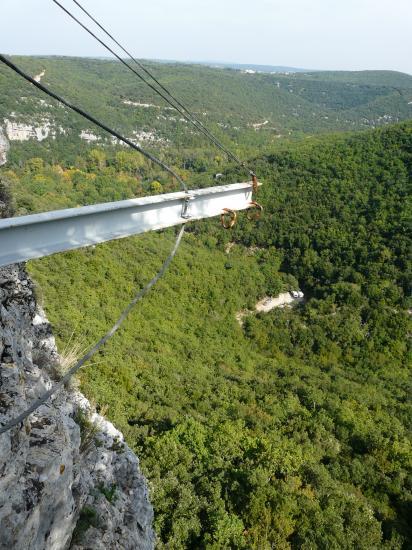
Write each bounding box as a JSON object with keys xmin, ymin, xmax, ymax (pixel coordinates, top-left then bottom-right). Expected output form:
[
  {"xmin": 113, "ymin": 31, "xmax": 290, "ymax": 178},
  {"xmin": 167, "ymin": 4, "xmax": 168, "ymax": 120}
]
[
  {"xmin": 2, "ymin": 121, "xmax": 408, "ymax": 548},
  {"xmin": 0, "ymin": 173, "xmax": 14, "ymax": 218},
  {"xmin": 1, "ymin": 56, "xmax": 412, "ymax": 167}
]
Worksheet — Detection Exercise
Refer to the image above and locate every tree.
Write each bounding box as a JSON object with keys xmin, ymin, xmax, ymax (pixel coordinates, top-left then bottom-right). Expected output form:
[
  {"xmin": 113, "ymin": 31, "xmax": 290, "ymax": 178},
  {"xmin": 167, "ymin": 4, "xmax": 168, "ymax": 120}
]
[
  {"xmin": 0, "ymin": 174, "xmax": 14, "ymax": 218},
  {"xmin": 150, "ymin": 180, "xmax": 163, "ymax": 194}
]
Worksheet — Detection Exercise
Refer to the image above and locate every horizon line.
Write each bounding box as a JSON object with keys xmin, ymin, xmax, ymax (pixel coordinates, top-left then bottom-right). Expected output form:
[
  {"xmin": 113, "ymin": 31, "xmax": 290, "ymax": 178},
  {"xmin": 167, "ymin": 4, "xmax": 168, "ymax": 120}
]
[{"xmin": 1, "ymin": 52, "xmax": 411, "ymax": 76}]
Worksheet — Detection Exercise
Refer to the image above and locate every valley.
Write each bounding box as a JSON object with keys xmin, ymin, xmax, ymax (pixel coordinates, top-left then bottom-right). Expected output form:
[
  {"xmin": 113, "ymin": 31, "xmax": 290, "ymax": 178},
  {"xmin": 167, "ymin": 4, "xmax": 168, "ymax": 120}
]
[
  {"xmin": 0, "ymin": 56, "xmax": 411, "ymax": 549},
  {"xmin": 1, "ymin": 56, "xmax": 412, "ymax": 169}
]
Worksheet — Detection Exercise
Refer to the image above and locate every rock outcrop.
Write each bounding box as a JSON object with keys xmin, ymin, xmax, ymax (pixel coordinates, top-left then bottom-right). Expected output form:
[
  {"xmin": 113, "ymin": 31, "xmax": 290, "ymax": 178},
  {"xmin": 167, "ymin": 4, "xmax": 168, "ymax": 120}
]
[
  {"xmin": 0, "ymin": 127, "xmax": 9, "ymax": 166},
  {"xmin": 0, "ymin": 264, "xmax": 154, "ymax": 549},
  {"xmin": 4, "ymin": 118, "xmax": 53, "ymax": 142}
]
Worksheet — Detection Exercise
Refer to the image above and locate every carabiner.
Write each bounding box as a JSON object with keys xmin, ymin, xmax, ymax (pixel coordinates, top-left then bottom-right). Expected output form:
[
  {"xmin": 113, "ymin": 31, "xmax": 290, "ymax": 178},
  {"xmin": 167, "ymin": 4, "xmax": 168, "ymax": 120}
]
[{"xmin": 221, "ymin": 208, "xmax": 237, "ymax": 229}]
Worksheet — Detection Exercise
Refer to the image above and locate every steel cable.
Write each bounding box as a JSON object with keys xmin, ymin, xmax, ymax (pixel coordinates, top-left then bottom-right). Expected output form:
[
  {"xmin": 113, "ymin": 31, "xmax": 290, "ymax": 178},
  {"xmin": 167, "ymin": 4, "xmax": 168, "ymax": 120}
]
[
  {"xmin": 53, "ymin": 0, "xmax": 255, "ymax": 176},
  {"xmin": 72, "ymin": 0, "xmax": 247, "ymax": 168},
  {"xmin": 0, "ymin": 225, "xmax": 185, "ymax": 436},
  {"xmin": 0, "ymin": 53, "xmax": 187, "ymax": 435},
  {"xmin": 0, "ymin": 54, "xmax": 187, "ymax": 192},
  {"xmin": 0, "ymin": 1, "xmax": 258, "ymax": 432},
  {"xmin": 52, "ymin": 0, "xmax": 227, "ymax": 159}
]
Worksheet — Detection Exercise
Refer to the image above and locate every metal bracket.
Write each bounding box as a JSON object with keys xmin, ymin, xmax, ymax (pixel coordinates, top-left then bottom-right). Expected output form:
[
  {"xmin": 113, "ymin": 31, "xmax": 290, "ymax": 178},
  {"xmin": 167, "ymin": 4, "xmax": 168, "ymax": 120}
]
[{"xmin": 181, "ymin": 194, "xmax": 194, "ymax": 219}]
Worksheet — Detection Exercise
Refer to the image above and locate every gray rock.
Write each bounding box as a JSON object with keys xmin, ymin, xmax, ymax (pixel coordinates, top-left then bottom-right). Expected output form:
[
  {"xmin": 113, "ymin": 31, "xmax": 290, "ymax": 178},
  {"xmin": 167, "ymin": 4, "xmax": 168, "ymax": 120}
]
[
  {"xmin": 0, "ymin": 128, "xmax": 9, "ymax": 166},
  {"xmin": 0, "ymin": 264, "xmax": 154, "ymax": 549}
]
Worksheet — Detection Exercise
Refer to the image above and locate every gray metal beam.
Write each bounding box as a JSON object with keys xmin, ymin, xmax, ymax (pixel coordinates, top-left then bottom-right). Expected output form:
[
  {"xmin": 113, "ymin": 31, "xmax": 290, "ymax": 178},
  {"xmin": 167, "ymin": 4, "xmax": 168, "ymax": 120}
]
[{"xmin": 0, "ymin": 182, "xmax": 260, "ymax": 267}]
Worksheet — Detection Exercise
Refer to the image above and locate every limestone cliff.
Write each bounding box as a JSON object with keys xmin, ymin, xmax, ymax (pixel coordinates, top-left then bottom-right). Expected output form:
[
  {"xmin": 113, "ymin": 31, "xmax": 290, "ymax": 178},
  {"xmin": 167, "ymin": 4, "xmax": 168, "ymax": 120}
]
[
  {"xmin": 0, "ymin": 127, "xmax": 9, "ymax": 166},
  {"xmin": 0, "ymin": 263, "xmax": 155, "ymax": 549}
]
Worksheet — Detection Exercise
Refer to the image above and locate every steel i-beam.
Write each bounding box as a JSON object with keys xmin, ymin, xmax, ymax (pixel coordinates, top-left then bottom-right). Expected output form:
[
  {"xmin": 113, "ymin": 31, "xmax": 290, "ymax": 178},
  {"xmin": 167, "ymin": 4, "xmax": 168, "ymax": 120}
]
[{"xmin": 0, "ymin": 181, "xmax": 260, "ymax": 267}]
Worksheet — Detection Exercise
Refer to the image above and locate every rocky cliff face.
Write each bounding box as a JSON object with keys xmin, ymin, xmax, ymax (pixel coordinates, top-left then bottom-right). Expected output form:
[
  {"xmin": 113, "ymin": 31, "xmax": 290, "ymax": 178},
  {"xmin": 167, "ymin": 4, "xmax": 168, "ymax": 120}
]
[
  {"xmin": 0, "ymin": 264, "xmax": 154, "ymax": 549},
  {"xmin": 0, "ymin": 127, "xmax": 9, "ymax": 166}
]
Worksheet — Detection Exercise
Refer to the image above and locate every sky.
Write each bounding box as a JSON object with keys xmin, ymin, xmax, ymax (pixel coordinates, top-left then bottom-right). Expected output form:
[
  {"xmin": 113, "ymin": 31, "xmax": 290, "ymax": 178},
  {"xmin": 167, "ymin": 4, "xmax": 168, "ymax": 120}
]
[{"xmin": 1, "ymin": 0, "xmax": 412, "ymax": 74}]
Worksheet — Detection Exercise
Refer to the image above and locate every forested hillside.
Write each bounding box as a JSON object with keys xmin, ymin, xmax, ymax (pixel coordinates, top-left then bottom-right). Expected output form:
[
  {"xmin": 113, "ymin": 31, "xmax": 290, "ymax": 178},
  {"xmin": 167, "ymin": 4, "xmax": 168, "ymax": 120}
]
[
  {"xmin": 2, "ymin": 120, "xmax": 410, "ymax": 548},
  {"xmin": 1, "ymin": 56, "xmax": 411, "ymax": 168}
]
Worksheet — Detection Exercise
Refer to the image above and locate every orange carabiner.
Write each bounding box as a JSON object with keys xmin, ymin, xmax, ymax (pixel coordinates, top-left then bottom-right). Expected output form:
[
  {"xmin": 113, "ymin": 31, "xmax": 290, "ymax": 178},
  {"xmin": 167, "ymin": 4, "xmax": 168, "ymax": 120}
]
[{"xmin": 221, "ymin": 208, "xmax": 237, "ymax": 229}]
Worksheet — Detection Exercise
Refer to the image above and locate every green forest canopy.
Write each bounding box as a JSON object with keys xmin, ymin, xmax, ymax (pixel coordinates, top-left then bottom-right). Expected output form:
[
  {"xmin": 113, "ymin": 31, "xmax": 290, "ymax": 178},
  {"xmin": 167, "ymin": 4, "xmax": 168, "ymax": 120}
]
[
  {"xmin": 1, "ymin": 56, "xmax": 412, "ymax": 167},
  {"xmin": 1, "ymin": 121, "xmax": 410, "ymax": 548}
]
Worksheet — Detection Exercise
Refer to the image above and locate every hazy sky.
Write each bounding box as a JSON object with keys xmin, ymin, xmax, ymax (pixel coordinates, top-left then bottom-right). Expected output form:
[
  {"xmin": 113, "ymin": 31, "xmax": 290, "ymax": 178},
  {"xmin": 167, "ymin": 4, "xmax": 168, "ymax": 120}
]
[{"xmin": 1, "ymin": 0, "xmax": 412, "ymax": 74}]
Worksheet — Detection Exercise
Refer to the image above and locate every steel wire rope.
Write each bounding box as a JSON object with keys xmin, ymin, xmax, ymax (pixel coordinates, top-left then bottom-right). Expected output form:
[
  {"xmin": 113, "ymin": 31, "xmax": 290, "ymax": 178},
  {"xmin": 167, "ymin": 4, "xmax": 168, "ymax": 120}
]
[
  {"xmin": 71, "ymin": 0, "xmax": 252, "ymax": 173},
  {"xmin": 53, "ymin": 0, "xmax": 256, "ymax": 176},
  {"xmin": 51, "ymin": 0, "xmax": 227, "ymax": 156},
  {"xmin": 53, "ymin": 0, "xmax": 244, "ymax": 168},
  {"xmin": 0, "ymin": 54, "xmax": 187, "ymax": 192},
  {"xmin": 0, "ymin": 225, "xmax": 185, "ymax": 436},
  {"xmin": 0, "ymin": 54, "xmax": 187, "ymax": 435}
]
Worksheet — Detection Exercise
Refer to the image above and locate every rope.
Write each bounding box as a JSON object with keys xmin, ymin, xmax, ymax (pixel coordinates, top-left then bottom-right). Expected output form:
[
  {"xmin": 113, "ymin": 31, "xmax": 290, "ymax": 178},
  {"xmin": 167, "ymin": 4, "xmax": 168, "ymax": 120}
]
[
  {"xmin": 0, "ymin": 225, "xmax": 185, "ymax": 436},
  {"xmin": 53, "ymin": 0, "xmax": 256, "ymax": 176},
  {"xmin": 0, "ymin": 54, "xmax": 187, "ymax": 192}
]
